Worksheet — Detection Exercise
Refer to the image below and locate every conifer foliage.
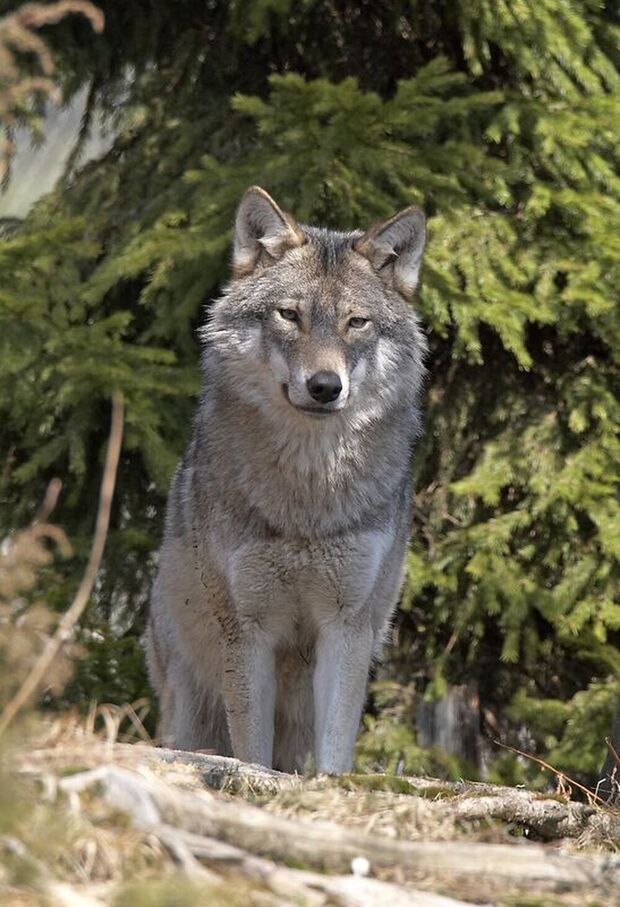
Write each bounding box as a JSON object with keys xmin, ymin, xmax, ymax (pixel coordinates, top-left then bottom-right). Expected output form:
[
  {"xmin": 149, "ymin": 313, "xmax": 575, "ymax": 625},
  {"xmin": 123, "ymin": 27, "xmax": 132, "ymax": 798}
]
[{"xmin": 0, "ymin": 0, "xmax": 618, "ymax": 778}]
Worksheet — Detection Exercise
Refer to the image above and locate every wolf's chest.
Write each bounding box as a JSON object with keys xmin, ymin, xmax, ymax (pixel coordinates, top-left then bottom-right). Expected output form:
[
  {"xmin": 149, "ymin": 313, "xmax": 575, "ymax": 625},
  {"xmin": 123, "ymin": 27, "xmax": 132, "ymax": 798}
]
[{"xmin": 218, "ymin": 529, "xmax": 393, "ymax": 631}]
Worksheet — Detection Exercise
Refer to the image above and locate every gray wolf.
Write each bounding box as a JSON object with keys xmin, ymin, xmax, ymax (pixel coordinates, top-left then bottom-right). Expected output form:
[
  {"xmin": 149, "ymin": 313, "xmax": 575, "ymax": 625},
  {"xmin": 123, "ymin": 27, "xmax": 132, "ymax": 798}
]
[{"xmin": 146, "ymin": 186, "xmax": 427, "ymax": 774}]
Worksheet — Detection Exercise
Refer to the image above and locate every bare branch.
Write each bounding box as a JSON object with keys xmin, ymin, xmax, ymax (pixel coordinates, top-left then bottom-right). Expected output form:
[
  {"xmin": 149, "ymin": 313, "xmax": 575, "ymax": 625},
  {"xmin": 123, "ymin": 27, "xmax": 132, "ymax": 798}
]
[
  {"xmin": 0, "ymin": 1, "xmax": 104, "ymax": 183},
  {"xmin": 0, "ymin": 392, "xmax": 124, "ymax": 738},
  {"xmin": 492, "ymin": 738, "xmax": 609, "ymax": 807},
  {"xmin": 33, "ymin": 478, "xmax": 63, "ymax": 525}
]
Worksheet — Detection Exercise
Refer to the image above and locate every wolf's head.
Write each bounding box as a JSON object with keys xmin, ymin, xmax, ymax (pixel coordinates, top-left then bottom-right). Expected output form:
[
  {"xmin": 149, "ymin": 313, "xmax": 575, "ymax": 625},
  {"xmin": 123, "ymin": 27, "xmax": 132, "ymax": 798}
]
[{"xmin": 202, "ymin": 187, "xmax": 427, "ymax": 429}]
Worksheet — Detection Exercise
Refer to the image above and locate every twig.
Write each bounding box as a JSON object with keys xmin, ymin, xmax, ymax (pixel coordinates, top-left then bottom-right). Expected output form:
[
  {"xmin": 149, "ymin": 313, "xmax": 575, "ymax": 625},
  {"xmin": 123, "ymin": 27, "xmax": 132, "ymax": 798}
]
[
  {"xmin": 0, "ymin": 392, "xmax": 124, "ymax": 738},
  {"xmin": 0, "ymin": 2, "xmax": 104, "ymax": 184},
  {"xmin": 33, "ymin": 477, "xmax": 63, "ymax": 525},
  {"xmin": 492, "ymin": 738, "xmax": 608, "ymax": 807},
  {"xmin": 95, "ymin": 698, "xmax": 153, "ymax": 746},
  {"xmin": 15, "ymin": 1, "xmax": 104, "ymax": 33},
  {"xmin": 605, "ymin": 736, "xmax": 620, "ymax": 768}
]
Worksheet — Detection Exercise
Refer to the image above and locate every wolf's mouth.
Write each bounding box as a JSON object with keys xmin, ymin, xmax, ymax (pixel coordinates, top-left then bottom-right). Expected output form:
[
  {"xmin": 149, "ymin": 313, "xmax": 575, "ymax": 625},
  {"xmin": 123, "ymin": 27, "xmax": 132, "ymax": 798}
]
[{"xmin": 281, "ymin": 384, "xmax": 336, "ymax": 417}]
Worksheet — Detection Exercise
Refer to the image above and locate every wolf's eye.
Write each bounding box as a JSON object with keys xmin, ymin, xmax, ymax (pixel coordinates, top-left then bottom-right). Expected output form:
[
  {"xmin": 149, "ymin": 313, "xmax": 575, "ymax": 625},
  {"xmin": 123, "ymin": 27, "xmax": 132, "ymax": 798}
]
[
  {"xmin": 278, "ymin": 309, "xmax": 301, "ymax": 324},
  {"xmin": 278, "ymin": 308, "xmax": 300, "ymax": 324},
  {"xmin": 348, "ymin": 316, "xmax": 370, "ymax": 329}
]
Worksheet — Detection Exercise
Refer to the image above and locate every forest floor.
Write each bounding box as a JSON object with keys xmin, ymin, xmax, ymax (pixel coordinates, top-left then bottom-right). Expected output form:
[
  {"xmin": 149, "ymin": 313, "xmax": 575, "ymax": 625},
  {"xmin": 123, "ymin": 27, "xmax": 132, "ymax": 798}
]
[{"xmin": 3, "ymin": 717, "xmax": 620, "ymax": 907}]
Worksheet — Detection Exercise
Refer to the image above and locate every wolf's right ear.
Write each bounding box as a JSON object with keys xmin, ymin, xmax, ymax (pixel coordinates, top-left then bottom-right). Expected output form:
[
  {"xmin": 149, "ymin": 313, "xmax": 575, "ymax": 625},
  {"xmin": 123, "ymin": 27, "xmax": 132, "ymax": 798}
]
[
  {"xmin": 355, "ymin": 206, "xmax": 426, "ymax": 298},
  {"xmin": 232, "ymin": 186, "xmax": 305, "ymax": 278}
]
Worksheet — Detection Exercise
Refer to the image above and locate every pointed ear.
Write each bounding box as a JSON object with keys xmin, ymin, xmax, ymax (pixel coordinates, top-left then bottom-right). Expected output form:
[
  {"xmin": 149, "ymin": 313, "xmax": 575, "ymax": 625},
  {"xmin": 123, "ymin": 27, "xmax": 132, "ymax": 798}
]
[
  {"xmin": 355, "ymin": 206, "xmax": 426, "ymax": 298},
  {"xmin": 232, "ymin": 186, "xmax": 305, "ymax": 278}
]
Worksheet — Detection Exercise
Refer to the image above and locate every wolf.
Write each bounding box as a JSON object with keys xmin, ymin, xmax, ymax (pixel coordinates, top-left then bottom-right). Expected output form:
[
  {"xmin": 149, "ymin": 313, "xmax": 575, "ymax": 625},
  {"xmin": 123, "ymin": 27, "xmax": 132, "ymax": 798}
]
[{"xmin": 146, "ymin": 186, "xmax": 427, "ymax": 774}]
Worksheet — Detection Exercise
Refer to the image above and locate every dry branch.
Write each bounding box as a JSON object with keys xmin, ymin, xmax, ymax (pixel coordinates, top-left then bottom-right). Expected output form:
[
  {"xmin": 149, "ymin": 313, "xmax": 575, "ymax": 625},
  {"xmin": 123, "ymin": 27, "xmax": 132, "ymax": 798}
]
[
  {"xmin": 493, "ymin": 738, "xmax": 609, "ymax": 807},
  {"xmin": 55, "ymin": 771, "xmax": 483, "ymax": 906},
  {"xmin": 398, "ymin": 776, "xmax": 608, "ymax": 840},
  {"xmin": 0, "ymin": 1, "xmax": 104, "ymax": 182},
  {"xmin": 33, "ymin": 477, "xmax": 63, "ymax": 524},
  {"xmin": 157, "ymin": 825, "xmax": 481, "ymax": 907},
  {"xmin": 59, "ymin": 764, "xmax": 620, "ymax": 892},
  {"xmin": 0, "ymin": 393, "xmax": 124, "ymax": 737},
  {"xmin": 127, "ymin": 744, "xmax": 301, "ymax": 793},
  {"xmin": 23, "ymin": 739, "xmax": 301, "ymax": 795},
  {"xmin": 23, "ymin": 734, "xmax": 620, "ymax": 844},
  {"xmin": 116, "ymin": 749, "xmax": 620, "ymax": 841}
]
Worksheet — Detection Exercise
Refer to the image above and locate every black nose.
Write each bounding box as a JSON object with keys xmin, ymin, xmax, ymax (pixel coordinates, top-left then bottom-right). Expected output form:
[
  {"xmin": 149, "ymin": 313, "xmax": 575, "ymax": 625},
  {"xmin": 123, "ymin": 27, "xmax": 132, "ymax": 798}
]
[{"xmin": 306, "ymin": 370, "xmax": 342, "ymax": 404}]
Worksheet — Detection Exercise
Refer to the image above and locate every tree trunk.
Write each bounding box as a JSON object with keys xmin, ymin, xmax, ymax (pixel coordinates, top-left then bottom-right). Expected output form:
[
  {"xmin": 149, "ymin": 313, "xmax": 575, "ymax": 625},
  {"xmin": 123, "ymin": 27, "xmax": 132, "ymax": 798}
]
[{"xmin": 416, "ymin": 684, "xmax": 482, "ymax": 771}]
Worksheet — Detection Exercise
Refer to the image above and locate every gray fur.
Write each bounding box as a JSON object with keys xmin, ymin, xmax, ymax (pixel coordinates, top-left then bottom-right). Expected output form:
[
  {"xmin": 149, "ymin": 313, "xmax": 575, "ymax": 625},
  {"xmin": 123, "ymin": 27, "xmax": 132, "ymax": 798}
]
[{"xmin": 147, "ymin": 187, "xmax": 427, "ymax": 773}]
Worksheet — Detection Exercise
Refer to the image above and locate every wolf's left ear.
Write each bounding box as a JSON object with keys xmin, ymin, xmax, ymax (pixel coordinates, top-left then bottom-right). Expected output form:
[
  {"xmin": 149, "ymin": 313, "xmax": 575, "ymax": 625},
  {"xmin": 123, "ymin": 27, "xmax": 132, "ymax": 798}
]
[
  {"xmin": 355, "ymin": 207, "xmax": 426, "ymax": 298},
  {"xmin": 232, "ymin": 186, "xmax": 305, "ymax": 278}
]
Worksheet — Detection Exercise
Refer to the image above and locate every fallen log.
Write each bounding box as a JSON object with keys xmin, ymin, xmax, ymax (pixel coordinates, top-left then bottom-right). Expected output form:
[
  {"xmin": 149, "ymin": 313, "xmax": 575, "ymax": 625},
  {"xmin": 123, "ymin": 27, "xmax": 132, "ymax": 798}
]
[
  {"xmin": 157, "ymin": 824, "xmax": 478, "ymax": 907},
  {"xmin": 59, "ymin": 765, "xmax": 620, "ymax": 892},
  {"xmin": 25, "ymin": 740, "xmax": 300, "ymax": 794},
  {"xmin": 26, "ymin": 740, "xmax": 620, "ymax": 844}
]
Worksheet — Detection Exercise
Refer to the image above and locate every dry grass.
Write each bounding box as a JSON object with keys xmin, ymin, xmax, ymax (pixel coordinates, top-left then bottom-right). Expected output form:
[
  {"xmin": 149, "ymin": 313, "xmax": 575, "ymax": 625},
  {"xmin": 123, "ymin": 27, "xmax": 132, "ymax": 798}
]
[
  {"xmin": 260, "ymin": 786, "xmax": 481, "ymax": 841},
  {"xmin": 2, "ymin": 712, "xmax": 618, "ymax": 907}
]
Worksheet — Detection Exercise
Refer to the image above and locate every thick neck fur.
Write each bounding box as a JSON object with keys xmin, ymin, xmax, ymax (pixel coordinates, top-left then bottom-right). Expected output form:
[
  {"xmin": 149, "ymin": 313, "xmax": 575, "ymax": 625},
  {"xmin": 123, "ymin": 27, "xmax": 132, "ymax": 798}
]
[{"xmin": 196, "ymin": 360, "xmax": 421, "ymax": 539}]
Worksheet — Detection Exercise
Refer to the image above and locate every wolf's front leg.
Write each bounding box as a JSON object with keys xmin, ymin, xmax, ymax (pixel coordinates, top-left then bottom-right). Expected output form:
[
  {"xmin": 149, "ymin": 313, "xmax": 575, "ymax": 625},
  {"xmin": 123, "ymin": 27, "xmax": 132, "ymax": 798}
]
[
  {"xmin": 313, "ymin": 616, "xmax": 373, "ymax": 774},
  {"xmin": 221, "ymin": 627, "xmax": 276, "ymax": 768}
]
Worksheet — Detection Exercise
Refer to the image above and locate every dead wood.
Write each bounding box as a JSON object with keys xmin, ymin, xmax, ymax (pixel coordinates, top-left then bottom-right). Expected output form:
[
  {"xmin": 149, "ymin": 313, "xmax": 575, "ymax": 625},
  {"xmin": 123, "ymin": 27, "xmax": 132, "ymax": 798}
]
[
  {"xmin": 157, "ymin": 824, "xmax": 477, "ymax": 906},
  {"xmin": 23, "ymin": 739, "xmax": 301, "ymax": 795},
  {"xmin": 113, "ymin": 748, "xmax": 620, "ymax": 842},
  {"xmin": 401, "ymin": 776, "xmax": 610, "ymax": 840},
  {"xmin": 59, "ymin": 765, "xmax": 620, "ymax": 892},
  {"xmin": 127, "ymin": 744, "xmax": 301, "ymax": 793},
  {"xmin": 26, "ymin": 737, "xmax": 620, "ymax": 844}
]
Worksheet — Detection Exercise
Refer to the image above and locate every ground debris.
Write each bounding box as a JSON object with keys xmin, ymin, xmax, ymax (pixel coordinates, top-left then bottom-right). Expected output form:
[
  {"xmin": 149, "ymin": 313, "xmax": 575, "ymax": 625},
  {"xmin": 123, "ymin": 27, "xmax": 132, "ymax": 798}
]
[{"xmin": 5, "ymin": 726, "xmax": 620, "ymax": 906}]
